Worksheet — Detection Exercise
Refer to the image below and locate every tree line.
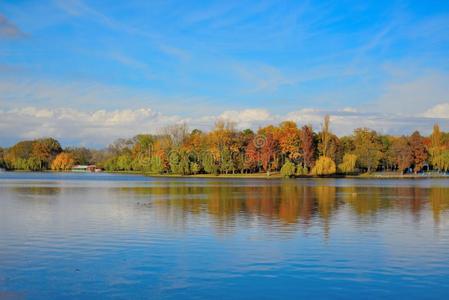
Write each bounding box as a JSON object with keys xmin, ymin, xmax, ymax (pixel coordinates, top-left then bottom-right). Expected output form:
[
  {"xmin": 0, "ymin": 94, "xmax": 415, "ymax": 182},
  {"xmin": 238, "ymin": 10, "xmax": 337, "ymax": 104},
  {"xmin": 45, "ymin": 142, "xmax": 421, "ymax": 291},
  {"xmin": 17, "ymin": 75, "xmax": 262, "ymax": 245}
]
[{"xmin": 1, "ymin": 116, "xmax": 449, "ymax": 176}]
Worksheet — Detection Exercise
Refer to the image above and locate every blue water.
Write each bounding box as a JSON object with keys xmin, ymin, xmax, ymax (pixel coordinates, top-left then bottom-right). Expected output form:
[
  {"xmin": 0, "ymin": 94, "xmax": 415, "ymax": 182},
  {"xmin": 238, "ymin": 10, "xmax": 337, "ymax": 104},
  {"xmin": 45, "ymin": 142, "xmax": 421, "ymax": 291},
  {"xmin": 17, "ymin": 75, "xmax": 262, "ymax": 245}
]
[{"xmin": 1, "ymin": 172, "xmax": 449, "ymax": 299}]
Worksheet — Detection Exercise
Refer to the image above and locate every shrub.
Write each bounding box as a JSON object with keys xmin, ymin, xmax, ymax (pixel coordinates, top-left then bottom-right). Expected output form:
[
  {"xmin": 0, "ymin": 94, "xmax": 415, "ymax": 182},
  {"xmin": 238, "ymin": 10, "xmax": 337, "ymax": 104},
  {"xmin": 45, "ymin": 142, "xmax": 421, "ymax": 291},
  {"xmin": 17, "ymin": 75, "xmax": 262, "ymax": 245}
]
[
  {"xmin": 338, "ymin": 154, "xmax": 357, "ymax": 174},
  {"xmin": 280, "ymin": 160, "xmax": 296, "ymax": 178},
  {"xmin": 296, "ymin": 164, "xmax": 308, "ymax": 176},
  {"xmin": 311, "ymin": 156, "xmax": 336, "ymax": 176},
  {"xmin": 190, "ymin": 162, "xmax": 201, "ymax": 174}
]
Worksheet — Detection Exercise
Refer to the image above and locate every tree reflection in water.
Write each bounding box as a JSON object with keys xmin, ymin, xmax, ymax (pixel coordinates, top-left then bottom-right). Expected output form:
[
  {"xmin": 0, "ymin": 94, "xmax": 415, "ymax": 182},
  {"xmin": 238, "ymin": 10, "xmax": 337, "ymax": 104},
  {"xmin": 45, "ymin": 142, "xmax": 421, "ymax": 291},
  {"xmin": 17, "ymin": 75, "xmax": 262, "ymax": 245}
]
[{"xmin": 120, "ymin": 181, "xmax": 449, "ymax": 235}]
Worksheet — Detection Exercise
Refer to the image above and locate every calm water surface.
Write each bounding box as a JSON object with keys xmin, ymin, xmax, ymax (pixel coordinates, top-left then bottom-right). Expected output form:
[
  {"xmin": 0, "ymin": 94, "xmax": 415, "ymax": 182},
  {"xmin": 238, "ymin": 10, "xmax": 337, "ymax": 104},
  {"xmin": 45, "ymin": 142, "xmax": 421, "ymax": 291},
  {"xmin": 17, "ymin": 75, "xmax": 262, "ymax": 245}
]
[{"xmin": 1, "ymin": 172, "xmax": 449, "ymax": 299}]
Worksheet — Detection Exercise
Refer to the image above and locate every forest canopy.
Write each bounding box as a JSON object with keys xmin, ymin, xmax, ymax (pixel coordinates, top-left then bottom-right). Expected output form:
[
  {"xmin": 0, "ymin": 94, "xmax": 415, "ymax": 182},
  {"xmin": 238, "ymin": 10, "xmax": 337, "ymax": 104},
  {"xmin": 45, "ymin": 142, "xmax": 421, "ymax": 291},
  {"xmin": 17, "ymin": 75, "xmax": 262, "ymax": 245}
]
[{"xmin": 1, "ymin": 117, "xmax": 449, "ymax": 176}]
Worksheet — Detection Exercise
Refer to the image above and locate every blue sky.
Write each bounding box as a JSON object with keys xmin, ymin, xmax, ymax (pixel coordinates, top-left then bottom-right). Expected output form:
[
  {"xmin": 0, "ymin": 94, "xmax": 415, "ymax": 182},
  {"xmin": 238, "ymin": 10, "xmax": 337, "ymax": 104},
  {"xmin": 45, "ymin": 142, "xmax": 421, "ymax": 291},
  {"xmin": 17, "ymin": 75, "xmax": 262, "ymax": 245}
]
[{"xmin": 1, "ymin": 0, "xmax": 449, "ymax": 147}]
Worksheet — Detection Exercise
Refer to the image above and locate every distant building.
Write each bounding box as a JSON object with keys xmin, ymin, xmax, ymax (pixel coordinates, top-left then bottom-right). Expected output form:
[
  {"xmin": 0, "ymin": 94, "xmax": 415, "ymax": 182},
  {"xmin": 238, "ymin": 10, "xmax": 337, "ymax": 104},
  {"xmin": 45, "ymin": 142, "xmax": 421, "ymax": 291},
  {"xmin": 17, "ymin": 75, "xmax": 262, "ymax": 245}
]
[{"xmin": 72, "ymin": 165, "xmax": 101, "ymax": 172}]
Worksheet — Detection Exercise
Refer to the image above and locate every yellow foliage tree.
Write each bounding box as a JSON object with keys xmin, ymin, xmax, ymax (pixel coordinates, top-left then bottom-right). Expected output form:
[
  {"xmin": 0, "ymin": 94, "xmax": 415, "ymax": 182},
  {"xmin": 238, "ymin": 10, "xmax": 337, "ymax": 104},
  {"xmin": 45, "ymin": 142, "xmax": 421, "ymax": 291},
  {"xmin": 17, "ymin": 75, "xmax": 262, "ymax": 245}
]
[
  {"xmin": 51, "ymin": 152, "xmax": 75, "ymax": 171},
  {"xmin": 311, "ymin": 156, "xmax": 336, "ymax": 175},
  {"xmin": 338, "ymin": 154, "xmax": 357, "ymax": 173}
]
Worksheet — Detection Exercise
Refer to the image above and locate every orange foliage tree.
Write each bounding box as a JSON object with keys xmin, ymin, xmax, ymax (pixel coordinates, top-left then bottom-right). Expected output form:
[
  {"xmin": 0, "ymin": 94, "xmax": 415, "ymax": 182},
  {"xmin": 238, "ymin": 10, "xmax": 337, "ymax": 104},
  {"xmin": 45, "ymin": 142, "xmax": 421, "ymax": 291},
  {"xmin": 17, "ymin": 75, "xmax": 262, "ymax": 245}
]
[{"xmin": 51, "ymin": 152, "xmax": 75, "ymax": 171}]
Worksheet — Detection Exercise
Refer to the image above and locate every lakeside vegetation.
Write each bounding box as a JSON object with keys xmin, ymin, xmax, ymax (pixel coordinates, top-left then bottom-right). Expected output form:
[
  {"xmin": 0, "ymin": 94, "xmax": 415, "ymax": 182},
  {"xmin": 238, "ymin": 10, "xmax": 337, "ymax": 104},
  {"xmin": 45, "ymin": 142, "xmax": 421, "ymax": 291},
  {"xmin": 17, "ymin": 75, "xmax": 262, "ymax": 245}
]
[{"xmin": 1, "ymin": 116, "xmax": 449, "ymax": 177}]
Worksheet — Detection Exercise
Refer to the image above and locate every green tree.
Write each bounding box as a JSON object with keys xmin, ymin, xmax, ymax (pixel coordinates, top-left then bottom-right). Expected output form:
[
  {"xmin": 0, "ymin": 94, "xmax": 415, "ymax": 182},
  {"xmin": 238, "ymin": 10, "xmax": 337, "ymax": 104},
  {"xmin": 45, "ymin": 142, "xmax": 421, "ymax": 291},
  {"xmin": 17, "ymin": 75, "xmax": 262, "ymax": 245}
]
[
  {"xmin": 116, "ymin": 154, "xmax": 132, "ymax": 171},
  {"xmin": 337, "ymin": 136, "xmax": 355, "ymax": 162},
  {"xmin": 202, "ymin": 152, "xmax": 218, "ymax": 175},
  {"xmin": 432, "ymin": 150, "xmax": 449, "ymax": 172},
  {"xmin": 220, "ymin": 148, "xmax": 235, "ymax": 174},
  {"xmin": 338, "ymin": 154, "xmax": 357, "ymax": 174},
  {"xmin": 296, "ymin": 164, "xmax": 308, "ymax": 176},
  {"xmin": 4, "ymin": 140, "xmax": 34, "ymax": 170},
  {"xmin": 169, "ymin": 151, "xmax": 181, "ymax": 174},
  {"xmin": 439, "ymin": 151, "xmax": 449, "ymax": 172},
  {"xmin": 178, "ymin": 152, "xmax": 191, "ymax": 175},
  {"xmin": 169, "ymin": 150, "xmax": 191, "ymax": 175},
  {"xmin": 353, "ymin": 128, "xmax": 383, "ymax": 173},
  {"xmin": 26, "ymin": 157, "xmax": 42, "ymax": 171},
  {"xmin": 429, "ymin": 124, "xmax": 445, "ymax": 171},
  {"xmin": 280, "ymin": 160, "xmax": 296, "ymax": 178},
  {"xmin": 379, "ymin": 135, "xmax": 396, "ymax": 171},
  {"xmin": 150, "ymin": 156, "xmax": 164, "ymax": 174},
  {"xmin": 190, "ymin": 162, "xmax": 201, "ymax": 174}
]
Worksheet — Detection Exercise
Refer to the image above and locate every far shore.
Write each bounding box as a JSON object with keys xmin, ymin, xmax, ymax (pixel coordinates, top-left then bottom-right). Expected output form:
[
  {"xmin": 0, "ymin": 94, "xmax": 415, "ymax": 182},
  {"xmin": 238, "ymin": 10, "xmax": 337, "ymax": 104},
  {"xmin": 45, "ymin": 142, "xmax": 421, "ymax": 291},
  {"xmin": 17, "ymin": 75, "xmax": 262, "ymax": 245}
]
[
  {"xmin": 2, "ymin": 169, "xmax": 449, "ymax": 179},
  {"xmin": 104, "ymin": 171, "xmax": 449, "ymax": 180}
]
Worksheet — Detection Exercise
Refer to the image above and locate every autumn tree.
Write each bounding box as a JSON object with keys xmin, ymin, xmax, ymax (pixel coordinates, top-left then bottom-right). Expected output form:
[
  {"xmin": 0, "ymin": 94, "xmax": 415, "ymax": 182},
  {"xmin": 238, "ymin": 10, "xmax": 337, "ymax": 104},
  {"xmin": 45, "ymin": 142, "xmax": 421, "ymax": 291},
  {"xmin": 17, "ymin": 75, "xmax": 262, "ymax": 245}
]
[
  {"xmin": 336, "ymin": 136, "xmax": 354, "ymax": 165},
  {"xmin": 4, "ymin": 140, "xmax": 34, "ymax": 170},
  {"xmin": 131, "ymin": 134, "xmax": 154, "ymax": 158},
  {"xmin": 353, "ymin": 128, "xmax": 383, "ymax": 173},
  {"xmin": 244, "ymin": 139, "xmax": 259, "ymax": 173},
  {"xmin": 51, "ymin": 152, "xmax": 75, "ymax": 171},
  {"xmin": 300, "ymin": 125, "xmax": 315, "ymax": 170},
  {"xmin": 319, "ymin": 115, "xmax": 332, "ymax": 158},
  {"xmin": 379, "ymin": 135, "xmax": 396, "ymax": 171},
  {"xmin": 0, "ymin": 147, "xmax": 5, "ymax": 168},
  {"xmin": 234, "ymin": 129, "xmax": 253, "ymax": 173},
  {"xmin": 438, "ymin": 151, "xmax": 449, "ymax": 172},
  {"xmin": 409, "ymin": 131, "xmax": 428, "ymax": 173},
  {"xmin": 429, "ymin": 123, "xmax": 446, "ymax": 171},
  {"xmin": 65, "ymin": 147, "xmax": 92, "ymax": 165},
  {"xmin": 258, "ymin": 129, "xmax": 277, "ymax": 174},
  {"xmin": 31, "ymin": 138, "xmax": 62, "ymax": 169},
  {"xmin": 311, "ymin": 156, "xmax": 336, "ymax": 175},
  {"xmin": 392, "ymin": 136, "xmax": 413, "ymax": 173},
  {"xmin": 277, "ymin": 121, "xmax": 301, "ymax": 160},
  {"xmin": 162, "ymin": 123, "xmax": 188, "ymax": 147},
  {"xmin": 338, "ymin": 154, "xmax": 357, "ymax": 174}
]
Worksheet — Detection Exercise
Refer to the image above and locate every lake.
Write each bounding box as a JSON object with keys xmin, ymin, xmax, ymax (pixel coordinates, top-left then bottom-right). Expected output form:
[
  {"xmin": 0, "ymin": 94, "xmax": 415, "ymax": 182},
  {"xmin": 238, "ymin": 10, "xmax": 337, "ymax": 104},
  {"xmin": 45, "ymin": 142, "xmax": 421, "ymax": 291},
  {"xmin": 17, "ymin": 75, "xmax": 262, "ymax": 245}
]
[{"xmin": 1, "ymin": 172, "xmax": 449, "ymax": 299}]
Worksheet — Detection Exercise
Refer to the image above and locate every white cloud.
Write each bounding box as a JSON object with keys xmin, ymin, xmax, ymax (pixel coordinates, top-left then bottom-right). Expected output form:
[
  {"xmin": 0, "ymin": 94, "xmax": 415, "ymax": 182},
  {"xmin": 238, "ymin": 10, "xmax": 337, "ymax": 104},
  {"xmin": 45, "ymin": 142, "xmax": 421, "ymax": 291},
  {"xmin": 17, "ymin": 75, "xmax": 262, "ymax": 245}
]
[
  {"xmin": 422, "ymin": 103, "xmax": 449, "ymax": 118},
  {"xmin": 1, "ymin": 104, "xmax": 449, "ymax": 148},
  {"xmin": 0, "ymin": 107, "xmax": 185, "ymax": 147},
  {"xmin": 219, "ymin": 108, "xmax": 271, "ymax": 122},
  {"xmin": 285, "ymin": 107, "xmax": 449, "ymax": 135}
]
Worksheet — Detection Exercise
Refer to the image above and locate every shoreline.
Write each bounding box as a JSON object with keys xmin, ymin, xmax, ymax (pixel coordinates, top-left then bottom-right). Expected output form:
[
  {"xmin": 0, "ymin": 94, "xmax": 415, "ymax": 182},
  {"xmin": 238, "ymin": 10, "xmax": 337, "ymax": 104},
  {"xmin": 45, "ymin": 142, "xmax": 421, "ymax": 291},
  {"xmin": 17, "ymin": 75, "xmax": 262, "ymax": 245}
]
[
  {"xmin": 107, "ymin": 171, "xmax": 449, "ymax": 180},
  {"xmin": 1, "ymin": 170, "xmax": 448, "ymax": 179}
]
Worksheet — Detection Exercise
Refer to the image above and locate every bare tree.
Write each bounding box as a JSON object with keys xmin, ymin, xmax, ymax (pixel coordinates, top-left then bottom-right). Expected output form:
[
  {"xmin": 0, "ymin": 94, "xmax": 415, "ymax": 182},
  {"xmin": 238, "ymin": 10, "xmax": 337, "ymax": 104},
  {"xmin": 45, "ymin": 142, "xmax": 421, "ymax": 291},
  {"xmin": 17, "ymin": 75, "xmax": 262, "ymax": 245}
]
[{"xmin": 160, "ymin": 123, "xmax": 189, "ymax": 147}]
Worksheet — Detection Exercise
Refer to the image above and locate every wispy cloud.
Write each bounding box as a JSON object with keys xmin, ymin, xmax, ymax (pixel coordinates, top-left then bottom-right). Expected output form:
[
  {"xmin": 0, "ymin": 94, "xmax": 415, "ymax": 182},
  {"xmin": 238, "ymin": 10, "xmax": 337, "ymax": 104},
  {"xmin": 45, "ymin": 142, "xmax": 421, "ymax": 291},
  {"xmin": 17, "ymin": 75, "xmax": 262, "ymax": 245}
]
[
  {"xmin": 0, "ymin": 14, "xmax": 26, "ymax": 38},
  {"xmin": 54, "ymin": 0, "xmax": 188, "ymax": 62},
  {"xmin": 373, "ymin": 71, "xmax": 449, "ymax": 114},
  {"xmin": 109, "ymin": 52, "xmax": 155, "ymax": 80},
  {"xmin": 0, "ymin": 77, "xmax": 227, "ymax": 116}
]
